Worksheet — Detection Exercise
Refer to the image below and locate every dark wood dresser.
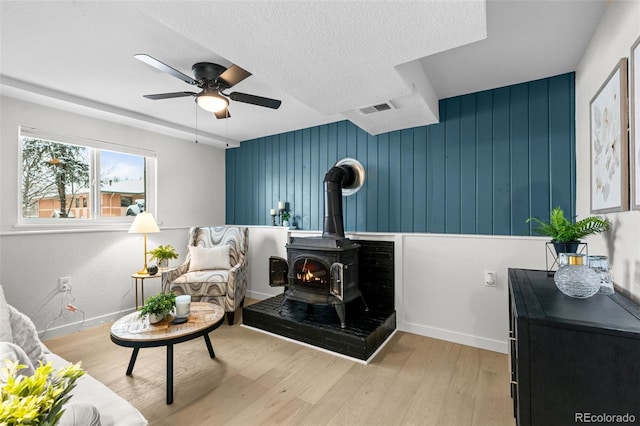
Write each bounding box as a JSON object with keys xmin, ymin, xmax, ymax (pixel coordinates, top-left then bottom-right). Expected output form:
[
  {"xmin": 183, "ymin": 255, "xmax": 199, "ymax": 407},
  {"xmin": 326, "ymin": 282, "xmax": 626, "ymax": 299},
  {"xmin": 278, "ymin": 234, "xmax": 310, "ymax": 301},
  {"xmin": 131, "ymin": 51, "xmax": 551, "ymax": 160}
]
[{"xmin": 508, "ymin": 268, "xmax": 640, "ymax": 426}]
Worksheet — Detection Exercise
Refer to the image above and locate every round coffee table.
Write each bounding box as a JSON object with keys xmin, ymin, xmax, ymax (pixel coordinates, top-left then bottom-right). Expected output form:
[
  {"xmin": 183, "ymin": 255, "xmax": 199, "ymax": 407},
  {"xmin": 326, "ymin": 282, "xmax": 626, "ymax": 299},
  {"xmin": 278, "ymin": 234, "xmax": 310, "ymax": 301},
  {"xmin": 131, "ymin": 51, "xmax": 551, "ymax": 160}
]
[{"xmin": 110, "ymin": 302, "xmax": 225, "ymax": 404}]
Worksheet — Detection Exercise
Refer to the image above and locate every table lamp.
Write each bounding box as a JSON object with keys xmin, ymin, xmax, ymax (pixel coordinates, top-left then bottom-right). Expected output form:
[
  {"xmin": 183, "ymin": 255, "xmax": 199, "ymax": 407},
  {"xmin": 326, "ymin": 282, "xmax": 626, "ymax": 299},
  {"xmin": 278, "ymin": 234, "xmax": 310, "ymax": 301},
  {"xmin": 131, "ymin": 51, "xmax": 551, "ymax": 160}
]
[{"xmin": 128, "ymin": 212, "xmax": 160, "ymax": 275}]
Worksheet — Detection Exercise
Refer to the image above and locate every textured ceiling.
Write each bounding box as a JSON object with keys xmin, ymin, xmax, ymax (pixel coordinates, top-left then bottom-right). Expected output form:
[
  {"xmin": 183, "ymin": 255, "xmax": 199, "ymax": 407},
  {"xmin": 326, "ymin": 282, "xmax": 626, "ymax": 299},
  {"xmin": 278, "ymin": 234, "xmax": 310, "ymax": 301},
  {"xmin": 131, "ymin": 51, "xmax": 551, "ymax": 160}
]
[
  {"xmin": 0, "ymin": 1, "xmax": 606, "ymax": 148},
  {"xmin": 136, "ymin": 1, "xmax": 487, "ymax": 113}
]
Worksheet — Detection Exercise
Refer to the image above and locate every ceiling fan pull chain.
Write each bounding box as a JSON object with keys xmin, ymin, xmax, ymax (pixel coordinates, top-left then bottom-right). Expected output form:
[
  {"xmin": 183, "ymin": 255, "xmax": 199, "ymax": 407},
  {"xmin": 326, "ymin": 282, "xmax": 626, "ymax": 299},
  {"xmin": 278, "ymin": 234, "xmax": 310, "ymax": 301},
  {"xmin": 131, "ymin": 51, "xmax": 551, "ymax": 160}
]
[{"xmin": 195, "ymin": 102, "xmax": 199, "ymax": 144}]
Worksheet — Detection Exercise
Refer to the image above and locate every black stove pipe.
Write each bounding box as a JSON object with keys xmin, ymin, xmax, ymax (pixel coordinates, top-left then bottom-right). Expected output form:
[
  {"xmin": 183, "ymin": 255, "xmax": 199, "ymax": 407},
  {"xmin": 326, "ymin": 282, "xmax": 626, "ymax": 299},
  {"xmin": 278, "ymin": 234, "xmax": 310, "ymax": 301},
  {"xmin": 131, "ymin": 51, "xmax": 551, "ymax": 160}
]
[{"xmin": 323, "ymin": 165, "xmax": 356, "ymax": 239}]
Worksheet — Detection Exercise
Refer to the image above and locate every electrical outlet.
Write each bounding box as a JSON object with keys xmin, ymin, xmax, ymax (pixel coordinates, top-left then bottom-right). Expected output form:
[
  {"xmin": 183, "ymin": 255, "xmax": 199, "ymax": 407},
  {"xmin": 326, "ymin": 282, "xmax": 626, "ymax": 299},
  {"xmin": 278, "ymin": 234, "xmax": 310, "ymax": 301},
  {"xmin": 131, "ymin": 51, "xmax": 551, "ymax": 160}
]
[
  {"xmin": 484, "ymin": 271, "xmax": 496, "ymax": 287},
  {"xmin": 58, "ymin": 276, "xmax": 71, "ymax": 292}
]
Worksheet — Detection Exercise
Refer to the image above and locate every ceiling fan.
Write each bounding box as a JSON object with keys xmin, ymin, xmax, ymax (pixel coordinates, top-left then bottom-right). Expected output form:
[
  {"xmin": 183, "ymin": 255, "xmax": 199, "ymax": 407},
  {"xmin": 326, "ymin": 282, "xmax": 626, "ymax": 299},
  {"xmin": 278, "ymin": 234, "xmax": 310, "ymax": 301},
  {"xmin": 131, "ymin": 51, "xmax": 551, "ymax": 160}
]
[{"xmin": 135, "ymin": 54, "xmax": 282, "ymax": 119}]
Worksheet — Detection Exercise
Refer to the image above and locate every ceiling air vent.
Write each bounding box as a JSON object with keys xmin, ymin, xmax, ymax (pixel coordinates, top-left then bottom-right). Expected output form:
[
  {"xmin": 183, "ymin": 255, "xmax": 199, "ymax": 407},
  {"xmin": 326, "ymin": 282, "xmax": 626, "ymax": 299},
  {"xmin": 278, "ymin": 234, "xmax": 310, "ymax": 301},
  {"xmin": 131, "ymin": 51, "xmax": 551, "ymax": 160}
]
[{"xmin": 359, "ymin": 101, "xmax": 396, "ymax": 115}]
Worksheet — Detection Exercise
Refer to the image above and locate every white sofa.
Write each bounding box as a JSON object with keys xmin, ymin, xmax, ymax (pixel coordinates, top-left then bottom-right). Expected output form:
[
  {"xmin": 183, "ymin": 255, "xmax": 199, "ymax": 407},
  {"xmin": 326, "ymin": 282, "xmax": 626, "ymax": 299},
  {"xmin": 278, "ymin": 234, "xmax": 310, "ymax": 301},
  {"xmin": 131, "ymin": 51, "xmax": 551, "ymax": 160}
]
[{"xmin": 0, "ymin": 286, "xmax": 147, "ymax": 426}]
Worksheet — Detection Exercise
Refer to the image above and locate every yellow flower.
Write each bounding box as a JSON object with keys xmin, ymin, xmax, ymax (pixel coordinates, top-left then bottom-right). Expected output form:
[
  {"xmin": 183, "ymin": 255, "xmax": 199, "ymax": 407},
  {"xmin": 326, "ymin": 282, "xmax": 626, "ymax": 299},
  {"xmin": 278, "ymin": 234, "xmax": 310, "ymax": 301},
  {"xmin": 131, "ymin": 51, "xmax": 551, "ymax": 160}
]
[{"xmin": 0, "ymin": 359, "xmax": 84, "ymax": 425}]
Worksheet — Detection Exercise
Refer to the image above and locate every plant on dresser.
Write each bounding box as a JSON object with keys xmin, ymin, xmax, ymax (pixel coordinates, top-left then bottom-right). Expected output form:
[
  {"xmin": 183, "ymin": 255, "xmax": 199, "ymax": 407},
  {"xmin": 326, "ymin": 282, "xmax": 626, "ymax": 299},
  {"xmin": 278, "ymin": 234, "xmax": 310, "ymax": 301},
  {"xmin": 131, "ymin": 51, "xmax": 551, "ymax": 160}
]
[{"xmin": 526, "ymin": 207, "xmax": 609, "ymax": 254}]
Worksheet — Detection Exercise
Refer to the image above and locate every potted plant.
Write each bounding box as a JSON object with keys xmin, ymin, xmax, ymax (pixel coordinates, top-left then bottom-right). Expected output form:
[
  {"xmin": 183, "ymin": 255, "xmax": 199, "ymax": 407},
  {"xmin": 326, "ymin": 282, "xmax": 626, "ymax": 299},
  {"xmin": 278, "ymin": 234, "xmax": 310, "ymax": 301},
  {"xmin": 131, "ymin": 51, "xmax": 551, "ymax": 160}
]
[
  {"xmin": 148, "ymin": 244, "xmax": 179, "ymax": 269},
  {"xmin": 0, "ymin": 360, "xmax": 84, "ymax": 425},
  {"xmin": 526, "ymin": 207, "xmax": 610, "ymax": 254},
  {"xmin": 138, "ymin": 292, "xmax": 176, "ymax": 324},
  {"xmin": 281, "ymin": 211, "xmax": 290, "ymax": 227}
]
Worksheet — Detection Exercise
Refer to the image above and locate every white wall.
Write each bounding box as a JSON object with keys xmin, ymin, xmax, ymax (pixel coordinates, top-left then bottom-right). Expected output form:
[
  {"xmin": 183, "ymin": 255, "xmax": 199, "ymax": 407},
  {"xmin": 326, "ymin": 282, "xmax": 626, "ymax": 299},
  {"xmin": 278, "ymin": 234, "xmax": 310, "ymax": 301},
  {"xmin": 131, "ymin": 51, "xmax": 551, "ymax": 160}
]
[
  {"xmin": 0, "ymin": 97, "xmax": 226, "ymax": 337},
  {"xmin": 400, "ymin": 234, "xmax": 542, "ymax": 352},
  {"xmin": 575, "ymin": 0, "xmax": 640, "ymax": 300}
]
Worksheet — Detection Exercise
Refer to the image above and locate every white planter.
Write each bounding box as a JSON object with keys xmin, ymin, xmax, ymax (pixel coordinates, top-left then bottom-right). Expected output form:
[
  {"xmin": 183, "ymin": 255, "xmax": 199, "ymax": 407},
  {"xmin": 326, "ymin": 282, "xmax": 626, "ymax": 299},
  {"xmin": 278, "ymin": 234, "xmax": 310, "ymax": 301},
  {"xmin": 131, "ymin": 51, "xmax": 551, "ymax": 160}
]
[{"xmin": 148, "ymin": 313, "xmax": 165, "ymax": 324}]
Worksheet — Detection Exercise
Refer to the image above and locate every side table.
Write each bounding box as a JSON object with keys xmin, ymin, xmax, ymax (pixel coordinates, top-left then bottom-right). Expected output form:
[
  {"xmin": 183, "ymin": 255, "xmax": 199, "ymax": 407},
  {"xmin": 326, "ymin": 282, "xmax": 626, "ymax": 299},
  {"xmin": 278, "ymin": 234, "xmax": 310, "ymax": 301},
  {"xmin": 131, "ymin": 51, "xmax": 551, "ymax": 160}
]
[{"xmin": 131, "ymin": 273, "xmax": 161, "ymax": 309}]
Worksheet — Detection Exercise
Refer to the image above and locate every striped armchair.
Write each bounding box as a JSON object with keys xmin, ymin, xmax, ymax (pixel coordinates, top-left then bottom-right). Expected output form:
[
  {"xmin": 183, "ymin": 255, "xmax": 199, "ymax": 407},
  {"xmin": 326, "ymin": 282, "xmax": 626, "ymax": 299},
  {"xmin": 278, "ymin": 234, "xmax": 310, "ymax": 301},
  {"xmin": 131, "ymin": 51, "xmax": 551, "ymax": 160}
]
[{"xmin": 162, "ymin": 226, "xmax": 248, "ymax": 325}]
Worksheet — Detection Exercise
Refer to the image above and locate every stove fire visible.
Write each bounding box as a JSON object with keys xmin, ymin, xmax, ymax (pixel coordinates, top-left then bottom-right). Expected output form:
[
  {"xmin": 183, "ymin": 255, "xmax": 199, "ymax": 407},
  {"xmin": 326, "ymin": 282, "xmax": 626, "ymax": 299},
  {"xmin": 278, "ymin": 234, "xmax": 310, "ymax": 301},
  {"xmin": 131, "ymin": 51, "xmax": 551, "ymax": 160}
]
[
  {"xmin": 296, "ymin": 258, "xmax": 326, "ymax": 284},
  {"xmin": 269, "ymin": 158, "xmax": 368, "ymax": 328}
]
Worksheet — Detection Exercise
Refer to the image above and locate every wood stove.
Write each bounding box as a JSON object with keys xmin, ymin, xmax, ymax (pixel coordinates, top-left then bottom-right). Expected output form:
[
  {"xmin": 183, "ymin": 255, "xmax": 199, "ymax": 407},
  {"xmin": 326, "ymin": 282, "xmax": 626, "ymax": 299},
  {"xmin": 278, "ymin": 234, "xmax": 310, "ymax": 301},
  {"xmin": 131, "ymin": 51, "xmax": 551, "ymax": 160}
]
[{"xmin": 269, "ymin": 158, "xmax": 368, "ymax": 328}]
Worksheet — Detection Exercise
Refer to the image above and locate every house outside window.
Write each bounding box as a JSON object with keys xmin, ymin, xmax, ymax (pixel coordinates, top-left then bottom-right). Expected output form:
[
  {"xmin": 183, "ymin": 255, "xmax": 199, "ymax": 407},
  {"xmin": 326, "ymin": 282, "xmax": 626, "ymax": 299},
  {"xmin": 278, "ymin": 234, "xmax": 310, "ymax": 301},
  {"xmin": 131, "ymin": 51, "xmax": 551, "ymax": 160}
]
[{"xmin": 19, "ymin": 127, "xmax": 157, "ymax": 227}]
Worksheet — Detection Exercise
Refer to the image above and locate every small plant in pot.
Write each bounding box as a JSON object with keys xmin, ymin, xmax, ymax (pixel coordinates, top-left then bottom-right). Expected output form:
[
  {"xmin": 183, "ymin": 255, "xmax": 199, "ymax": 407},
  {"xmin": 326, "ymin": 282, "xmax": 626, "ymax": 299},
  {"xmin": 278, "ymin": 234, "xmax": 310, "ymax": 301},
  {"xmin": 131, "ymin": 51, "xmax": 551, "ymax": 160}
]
[
  {"xmin": 526, "ymin": 207, "xmax": 610, "ymax": 255},
  {"xmin": 281, "ymin": 211, "xmax": 290, "ymax": 227},
  {"xmin": 138, "ymin": 292, "xmax": 176, "ymax": 324},
  {"xmin": 148, "ymin": 244, "xmax": 179, "ymax": 270}
]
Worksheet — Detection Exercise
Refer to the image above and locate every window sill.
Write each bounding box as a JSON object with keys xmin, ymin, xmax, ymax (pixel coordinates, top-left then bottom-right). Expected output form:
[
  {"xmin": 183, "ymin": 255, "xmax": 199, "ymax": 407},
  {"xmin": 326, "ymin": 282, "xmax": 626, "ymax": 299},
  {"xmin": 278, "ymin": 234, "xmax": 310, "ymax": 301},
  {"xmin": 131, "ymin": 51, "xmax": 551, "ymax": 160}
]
[{"xmin": 8, "ymin": 219, "xmax": 164, "ymax": 235}]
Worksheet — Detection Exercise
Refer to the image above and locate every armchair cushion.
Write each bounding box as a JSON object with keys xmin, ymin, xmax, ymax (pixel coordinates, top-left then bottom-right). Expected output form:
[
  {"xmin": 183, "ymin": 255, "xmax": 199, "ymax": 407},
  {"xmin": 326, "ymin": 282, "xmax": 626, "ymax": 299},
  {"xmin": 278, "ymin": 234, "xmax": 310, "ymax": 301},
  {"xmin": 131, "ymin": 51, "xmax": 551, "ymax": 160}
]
[
  {"xmin": 173, "ymin": 270, "xmax": 229, "ymax": 296},
  {"xmin": 188, "ymin": 245, "xmax": 231, "ymax": 272}
]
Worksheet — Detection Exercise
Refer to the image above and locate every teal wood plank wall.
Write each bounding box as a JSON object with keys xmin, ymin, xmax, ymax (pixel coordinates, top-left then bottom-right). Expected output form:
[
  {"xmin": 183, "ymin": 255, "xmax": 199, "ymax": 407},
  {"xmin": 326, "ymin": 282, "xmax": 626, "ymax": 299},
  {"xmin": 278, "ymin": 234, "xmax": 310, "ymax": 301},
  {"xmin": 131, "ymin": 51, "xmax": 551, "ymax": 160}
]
[{"xmin": 226, "ymin": 73, "xmax": 576, "ymax": 236}]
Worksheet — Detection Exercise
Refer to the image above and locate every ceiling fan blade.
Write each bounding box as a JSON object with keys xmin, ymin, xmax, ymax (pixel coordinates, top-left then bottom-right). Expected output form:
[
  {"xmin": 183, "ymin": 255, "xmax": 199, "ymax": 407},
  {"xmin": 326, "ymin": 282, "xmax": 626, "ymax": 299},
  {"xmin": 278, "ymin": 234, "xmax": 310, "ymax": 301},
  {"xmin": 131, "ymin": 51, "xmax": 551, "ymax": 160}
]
[
  {"xmin": 134, "ymin": 54, "xmax": 197, "ymax": 86},
  {"xmin": 218, "ymin": 65, "xmax": 252, "ymax": 88},
  {"xmin": 229, "ymin": 92, "xmax": 281, "ymax": 109},
  {"xmin": 214, "ymin": 108, "xmax": 231, "ymax": 119},
  {"xmin": 143, "ymin": 92, "xmax": 196, "ymax": 100}
]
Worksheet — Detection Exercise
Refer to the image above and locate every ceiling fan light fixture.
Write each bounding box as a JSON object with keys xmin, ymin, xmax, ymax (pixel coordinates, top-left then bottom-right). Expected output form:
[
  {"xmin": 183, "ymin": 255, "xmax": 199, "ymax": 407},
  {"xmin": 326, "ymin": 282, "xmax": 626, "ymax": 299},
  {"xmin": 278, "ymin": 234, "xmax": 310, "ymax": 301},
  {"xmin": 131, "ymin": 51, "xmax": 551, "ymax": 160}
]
[
  {"xmin": 137, "ymin": 55, "xmax": 281, "ymax": 116},
  {"xmin": 196, "ymin": 89, "xmax": 229, "ymax": 113}
]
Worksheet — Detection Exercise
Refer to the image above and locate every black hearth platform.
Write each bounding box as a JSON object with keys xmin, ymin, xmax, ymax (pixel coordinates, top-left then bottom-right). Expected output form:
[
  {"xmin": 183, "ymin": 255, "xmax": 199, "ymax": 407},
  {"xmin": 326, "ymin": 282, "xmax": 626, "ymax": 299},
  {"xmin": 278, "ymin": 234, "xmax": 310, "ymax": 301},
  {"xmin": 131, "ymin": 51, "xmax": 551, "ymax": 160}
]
[{"xmin": 243, "ymin": 294, "xmax": 396, "ymax": 361}]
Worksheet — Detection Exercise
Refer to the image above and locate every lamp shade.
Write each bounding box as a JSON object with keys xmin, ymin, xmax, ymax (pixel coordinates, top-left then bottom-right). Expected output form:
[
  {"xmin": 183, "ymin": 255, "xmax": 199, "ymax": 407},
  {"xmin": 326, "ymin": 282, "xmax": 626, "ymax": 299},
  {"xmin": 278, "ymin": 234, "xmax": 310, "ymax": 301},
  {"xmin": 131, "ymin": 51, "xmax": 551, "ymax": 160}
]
[
  {"xmin": 196, "ymin": 88, "xmax": 229, "ymax": 112},
  {"xmin": 128, "ymin": 212, "xmax": 160, "ymax": 234}
]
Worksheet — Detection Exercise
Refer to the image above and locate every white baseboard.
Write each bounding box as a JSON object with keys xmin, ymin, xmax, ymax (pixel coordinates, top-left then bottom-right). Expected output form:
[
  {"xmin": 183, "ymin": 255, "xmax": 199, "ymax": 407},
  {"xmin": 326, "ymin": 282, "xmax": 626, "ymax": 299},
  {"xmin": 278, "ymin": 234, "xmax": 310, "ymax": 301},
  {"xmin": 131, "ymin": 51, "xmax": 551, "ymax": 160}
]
[
  {"xmin": 398, "ymin": 321, "xmax": 508, "ymax": 354},
  {"xmin": 38, "ymin": 308, "xmax": 135, "ymax": 340}
]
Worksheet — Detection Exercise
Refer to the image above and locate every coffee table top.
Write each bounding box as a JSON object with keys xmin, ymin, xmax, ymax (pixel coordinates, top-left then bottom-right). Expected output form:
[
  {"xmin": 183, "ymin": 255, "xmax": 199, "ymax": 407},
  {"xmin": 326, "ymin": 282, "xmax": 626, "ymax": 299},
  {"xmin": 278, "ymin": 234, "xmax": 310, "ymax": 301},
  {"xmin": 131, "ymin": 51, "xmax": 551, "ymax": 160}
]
[{"xmin": 110, "ymin": 302, "xmax": 225, "ymax": 344}]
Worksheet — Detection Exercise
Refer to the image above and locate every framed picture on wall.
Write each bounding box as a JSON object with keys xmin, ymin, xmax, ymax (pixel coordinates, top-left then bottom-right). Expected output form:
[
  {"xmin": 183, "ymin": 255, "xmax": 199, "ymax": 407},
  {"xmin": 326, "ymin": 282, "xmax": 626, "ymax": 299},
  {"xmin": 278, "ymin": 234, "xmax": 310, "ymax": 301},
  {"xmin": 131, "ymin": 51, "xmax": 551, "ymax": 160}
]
[
  {"xmin": 590, "ymin": 57, "xmax": 629, "ymax": 213},
  {"xmin": 631, "ymin": 36, "xmax": 640, "ymax": 210}
]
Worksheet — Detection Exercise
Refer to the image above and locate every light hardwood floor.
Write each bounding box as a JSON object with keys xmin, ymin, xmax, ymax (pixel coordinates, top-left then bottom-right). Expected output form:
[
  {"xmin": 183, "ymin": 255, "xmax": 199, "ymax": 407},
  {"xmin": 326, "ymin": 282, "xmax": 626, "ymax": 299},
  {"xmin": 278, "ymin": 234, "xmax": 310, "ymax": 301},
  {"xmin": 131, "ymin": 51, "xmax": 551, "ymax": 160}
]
[{"xmin": 44, "ymin": 306, "xmax": 516, "ymax": 426}]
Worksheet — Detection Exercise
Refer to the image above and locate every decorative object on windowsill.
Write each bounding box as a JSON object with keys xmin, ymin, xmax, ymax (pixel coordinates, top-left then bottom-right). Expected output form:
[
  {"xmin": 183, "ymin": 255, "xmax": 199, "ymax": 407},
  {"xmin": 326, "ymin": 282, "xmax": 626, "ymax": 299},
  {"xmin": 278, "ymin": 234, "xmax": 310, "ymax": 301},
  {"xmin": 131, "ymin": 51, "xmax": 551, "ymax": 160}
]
[
  {"xmin": 554, "ymin": 254, "xmax": 601, "ymax": 298},
  {"xmin": 138, "ymin": 292, "xmax": 176, "ymax": 324},
  {"xmin": 147, "ymin": 244, "xmax": 178, "ymax": 270},
  {"xmin": 0, "ymin": 359, "xmax": 84, "ymax": 425},
  {"xmin": 128, "ymin": 212, "xmax": 160, "ymax": 275},
  {"xmin": 270, "ymin": 208, "xmax": 277, "ymax": 226},
  {"xmin": 281, "ymin": 211, "xmax": 290, "ymax": 227}
]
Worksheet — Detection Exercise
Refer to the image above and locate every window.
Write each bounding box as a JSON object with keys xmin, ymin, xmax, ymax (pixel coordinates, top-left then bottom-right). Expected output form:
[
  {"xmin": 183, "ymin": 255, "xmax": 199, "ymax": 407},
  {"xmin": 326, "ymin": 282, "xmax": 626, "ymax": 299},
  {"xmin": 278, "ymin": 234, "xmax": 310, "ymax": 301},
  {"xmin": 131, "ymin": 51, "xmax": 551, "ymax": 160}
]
[{"xmin": 19, "ymin": 127, "xmax": 156, "ymax": 226}]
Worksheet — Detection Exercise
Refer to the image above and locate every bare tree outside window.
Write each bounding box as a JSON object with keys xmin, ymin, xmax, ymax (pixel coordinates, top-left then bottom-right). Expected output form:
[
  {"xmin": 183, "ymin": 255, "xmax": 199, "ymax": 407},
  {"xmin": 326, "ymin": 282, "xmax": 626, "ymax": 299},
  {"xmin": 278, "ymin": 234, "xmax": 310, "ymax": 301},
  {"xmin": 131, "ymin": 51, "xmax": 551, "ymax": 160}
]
[{"xmin": 22, "ymin": 138, "xmax": 89, "ymax": 218}]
